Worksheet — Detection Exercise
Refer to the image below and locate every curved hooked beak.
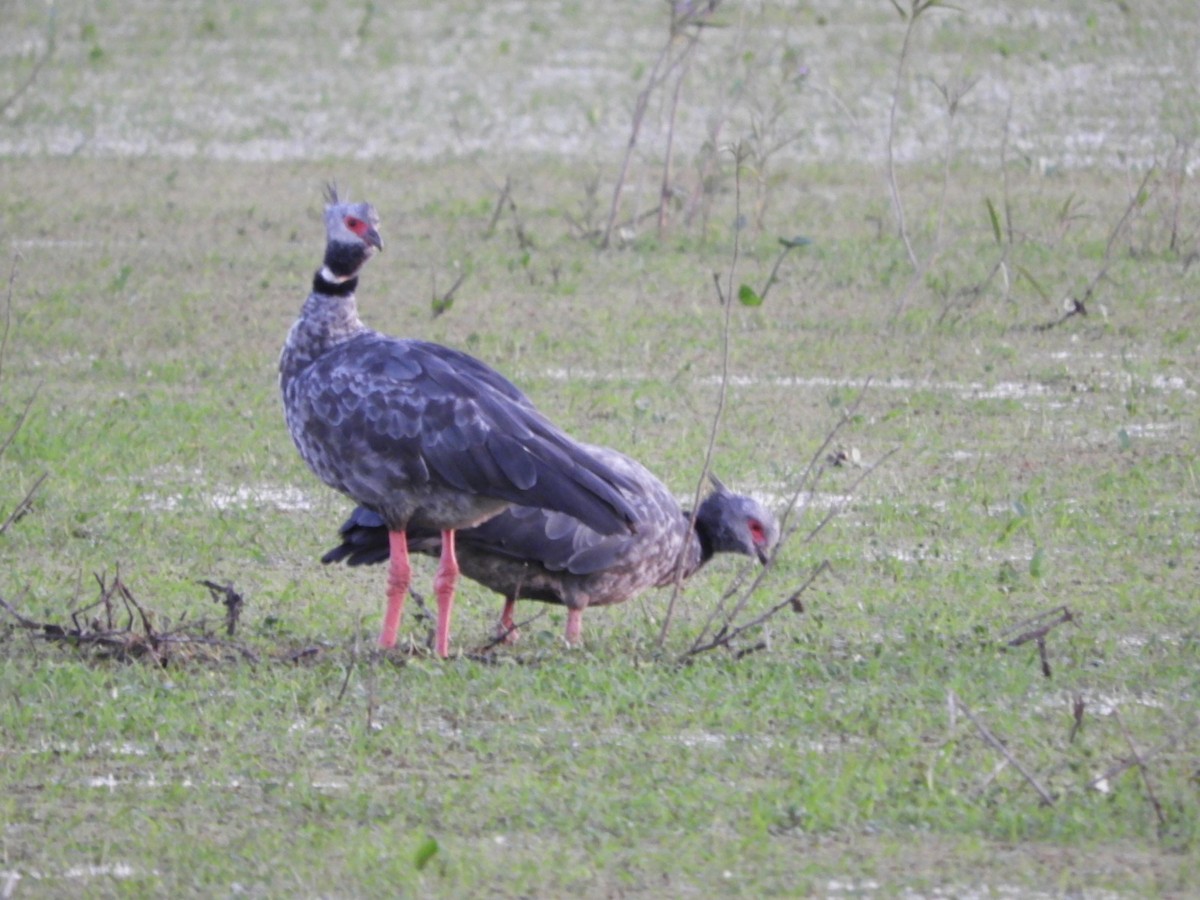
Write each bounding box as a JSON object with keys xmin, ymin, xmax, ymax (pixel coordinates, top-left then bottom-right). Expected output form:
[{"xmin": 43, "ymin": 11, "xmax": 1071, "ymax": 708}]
[{"xmin": 364, "ymin": 225, "xmax": 383, "ymax": 252}]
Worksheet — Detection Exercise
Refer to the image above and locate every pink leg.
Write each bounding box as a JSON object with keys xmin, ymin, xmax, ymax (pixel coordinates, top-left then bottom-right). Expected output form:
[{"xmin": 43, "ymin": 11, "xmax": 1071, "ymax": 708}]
[
  {"xmin": 378, "ymin": 530, "xmax": 410, "ymax": 648},
  {"xmin": 495, "ymin": 597, "xmax": 520, "ymax": 644},
  {"xmin": 565, "ymin": 608, "xmax": 584, "ymax": 646},
  {"xmin": 432, "ymin": 529, "xmax": 459, "ymax": 658}
]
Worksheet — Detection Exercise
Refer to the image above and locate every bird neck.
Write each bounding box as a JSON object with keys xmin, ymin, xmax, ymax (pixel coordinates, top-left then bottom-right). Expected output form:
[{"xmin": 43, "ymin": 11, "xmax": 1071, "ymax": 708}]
[
  {"xmin": 313, "ymin": 268, "xmax": 359, "ymax": 297},
  {"xmin": 279, "ymin": 274, "xmax": 369, "ymax": 382},
  {"xmin": 675, "ymin": 510, "xmax": 710, "ymax": 577},
  {"xmin": 693, "ymin": 514, "xmax": 717, "ymax": 567}
]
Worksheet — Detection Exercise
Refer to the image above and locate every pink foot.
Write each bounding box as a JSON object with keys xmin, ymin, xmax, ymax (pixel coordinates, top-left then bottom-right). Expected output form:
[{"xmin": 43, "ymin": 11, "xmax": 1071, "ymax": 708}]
[
  {"xmin": 431, "ymin": 529, "xmax": 459, "ymax": 658},
  {"xmin": 564, "ymin": 608, "xmax": 583, "ymax": 647},
  {"xmin": 495, "ymin": 598, "xmax": 521, "ymax": 644},
  {"xmin": 378, "ymin": 531, "xmax": 410, "ymax": 649}
]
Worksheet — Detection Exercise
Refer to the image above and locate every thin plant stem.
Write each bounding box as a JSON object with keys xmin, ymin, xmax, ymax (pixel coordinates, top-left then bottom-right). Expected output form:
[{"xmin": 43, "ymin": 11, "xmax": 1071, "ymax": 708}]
[
  {"xmin": 885, "ymin": 11, "xmax": 921, "ymax": 271},
  {"xmin": 0, "ymin": 3, "xmax": 56, "ymax": 118},
  {"xmin": 657, "ymin": 144, "xmax": 746, "ymax": 648},
  {"xmin": 657, "ymin": 53, "xmax": 695, "ymax": 238},
  {"xmin": 602, "ymin": 39, "xmax": 677, "ymax": 248},
  {"xmin": 953, "ymin": 692, "xmax": 1056, "ymax": 806}
]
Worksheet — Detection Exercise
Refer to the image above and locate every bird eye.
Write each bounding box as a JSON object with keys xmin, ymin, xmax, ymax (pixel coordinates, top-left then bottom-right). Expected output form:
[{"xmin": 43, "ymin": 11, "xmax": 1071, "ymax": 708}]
[
  {"xmin": 749, "ymin": 520, "xmax": 766, "ymax": 544},
  {"xmin": 345, "ymin": 215, "xmax": 365, "ymax": 234}
]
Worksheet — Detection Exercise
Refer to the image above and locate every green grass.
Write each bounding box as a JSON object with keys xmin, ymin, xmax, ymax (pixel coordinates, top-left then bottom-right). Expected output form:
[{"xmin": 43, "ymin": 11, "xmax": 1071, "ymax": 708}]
[{"xmin": 3, "ymin": 0, "xmax": 1200, "ymax": 896}]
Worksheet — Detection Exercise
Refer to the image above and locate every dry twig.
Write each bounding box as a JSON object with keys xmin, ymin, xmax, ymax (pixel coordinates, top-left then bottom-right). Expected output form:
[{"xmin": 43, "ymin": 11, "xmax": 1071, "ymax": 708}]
[
  {"xmin": 1000, "ymin": 604, "xmax": 1076, "ymax": 678},
  {"xmin": 1068, "ymin": 694, "xmax": 1086, "ymax": 744},
  {"xmin": 198, "ymin": 579, "xmax": 246, "ymax": 637},
  {"xmin": 0, "ymin": 571, "xmax": 259, "ymax": 665},
  {"xmin": 1036, "ymin": 167, "xmax": 1156, "ymax": 331},
  {"xmin": 884, "ymin": 0, "xmax": 936, "ymax": 271},
  {"xmin": 679, "ymin": 384, "xmax": 892, "ymax": 659},
  {"xmin": 1087, "ymin": 735, "xmax": 1177, "ymax": 795},
  {"xmin": 682, "ymin": 560, "xmax": 829, "ymax": 659},
  {"xmin": 601, "ymin": 2, "xmax": 721, "ymax": 248},
  {"xmin": 0, "ymin": 3, "xmax": 57, "ymax": 118},
  {"xmin": 656, "ymin": 143, "xmax": 749, "ymax": 648},
  {"xmin": 0, "ymin": 470, "xmax": 47, "ymax": 536},
  {"xmin": 1112, "ymin": 707, "xmax": 1169, "ymax": 827},
  {"xmin": 469, "ymin": 607, "xmax": 549, "ymax": 656},
  {"xmin": 952, "ymin": 691, "xmax": 1055, "ymax": 806}
]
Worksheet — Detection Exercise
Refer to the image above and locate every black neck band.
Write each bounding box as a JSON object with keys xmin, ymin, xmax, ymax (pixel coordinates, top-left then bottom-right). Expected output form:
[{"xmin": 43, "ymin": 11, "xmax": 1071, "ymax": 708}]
[{"xmin": 312, "ymin": 272, "xmax": 359, "ymax": 297}]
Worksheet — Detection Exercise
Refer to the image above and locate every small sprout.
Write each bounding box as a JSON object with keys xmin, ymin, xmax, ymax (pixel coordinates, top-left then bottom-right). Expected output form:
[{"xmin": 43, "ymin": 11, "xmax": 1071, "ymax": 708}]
[
  {"xmin": 737, "ymin": 284, "xmax": 762, "ymax": 307},
  {"xmin": 1029, "ymin": 547, "xmax": 1045, "ymax": 578},
  {"xmin": 414, "ymin": 836, "xmax": 439, "ymax": 871},
  {"xmin": 985, "ymin": 197, "xmax": 1002, "ymax": 245}
]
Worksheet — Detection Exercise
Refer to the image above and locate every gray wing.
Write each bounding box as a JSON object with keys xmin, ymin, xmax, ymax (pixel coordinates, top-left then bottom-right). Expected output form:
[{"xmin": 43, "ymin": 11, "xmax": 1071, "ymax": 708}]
[
  {"xmin": 323, "ymin": 446, "xmax": 689, "ymax": 576},
  {"xmin": 441, "ymin": 445, "xmax": 682, "ymax": 575},
  {"xmin": 288, "ymin": 333, "xmax": 639, "ymax": 535}
]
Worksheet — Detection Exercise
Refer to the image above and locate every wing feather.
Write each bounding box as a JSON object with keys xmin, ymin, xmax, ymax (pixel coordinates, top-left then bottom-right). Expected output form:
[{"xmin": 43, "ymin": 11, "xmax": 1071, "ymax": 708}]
[{"xmin": 291, "ymin": 332, "xmax": 637, "ymax": 532}]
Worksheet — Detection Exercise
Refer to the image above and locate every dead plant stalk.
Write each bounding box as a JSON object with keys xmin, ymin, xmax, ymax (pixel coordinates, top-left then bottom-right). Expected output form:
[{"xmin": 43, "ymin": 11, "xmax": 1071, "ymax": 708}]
[
  {"xmin": 656, "ymin": 142, "xmax": 747, "ymax": 647},
  {"xmin": 601, "ymin": 4, "xmax": 718, "ymax": 248}
]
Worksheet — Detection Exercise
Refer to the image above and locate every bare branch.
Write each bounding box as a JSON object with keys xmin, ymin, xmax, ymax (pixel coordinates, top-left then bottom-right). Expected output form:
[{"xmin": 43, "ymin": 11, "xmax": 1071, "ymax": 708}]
[
  {"xmin": 1000, "ymin": 605, "xmax": 1077, "ymax": 647},
  {"xmin": 684, "ymin": 387, "xmax": 891, "ymax": 657},
  {"xmin": 682, "ymin": 560, "xmax": 829, "ymax": 659},
  {"xmin": 885, "ymin": 9, "xmax": 921, "ymax": 270},
  {"xmin": 953, "ymin": 692, "xmax": 1056, "ymax": 806},
  {"xmin": 1036, "ymin": 167, "xmax": 1156, "ymax": 331},
  {"xmin": 431, "ymin": 268, "xmax": 468, "ymax": 319},
  {"xmin": 1068, "ymin": 694, "xmax": 1086, "ymax": 744},
  {"xmin": 0, "ymin": 255, "xmax": 20, "ymax": 382},
  {"xmin": 0, "ymin": 470, "xmax": 47, "ymax": 536},
  {"xmin": 484, "ymin": 175, "xmax": 513, "ymax": 239},
  {"xmin": 601, "ymin": 4, "xmax": 718, "ymax": 247},
  {"xmin": 0, "ymin": 4, "xmax": 57, "ymax": 119},
  {"xmin": 657, "ymin": 38, "xmax": 701, "ymax": 238},
  {"xmin": 1112, "ymin": 707, "xmax": 1169, "ymax": 827},
  {"xmin": 657, "ymin": 144, "xmax": 747, "ymax": 647},
  {"xmin": 0, "ymin": 570, "xmax": 260, "ymax": 665},
  {"xmin": 468, "ymin": 607, "xmax": 549, "ymax": 656},
  {"xmin": 0, "ymin": 594, "xmax": 42, "ymax": 629},
  {"xmin": 1087, "ymin": 736, "xmax": 1176, "ymax": 792},
  {"xmin": 198, "ymin": 579, "xmax": 246, "ymax": 637},
  {"xmin": 1000, "ymin": 604, "xmax": 1077, "ymax": 676},
  {"xmin": 0, "ymin": 381, "xmax": 41, "ymax": 461}
]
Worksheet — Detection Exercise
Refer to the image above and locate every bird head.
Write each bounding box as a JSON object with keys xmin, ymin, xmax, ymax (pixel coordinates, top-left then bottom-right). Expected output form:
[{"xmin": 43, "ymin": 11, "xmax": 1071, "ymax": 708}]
[
  {"xmin": 320, "ymin": 183, "xmax": 383, "ymax": 281},
  {"xmin": 696, "ymin": 474, "xmax": 780, "ymax": 564}
]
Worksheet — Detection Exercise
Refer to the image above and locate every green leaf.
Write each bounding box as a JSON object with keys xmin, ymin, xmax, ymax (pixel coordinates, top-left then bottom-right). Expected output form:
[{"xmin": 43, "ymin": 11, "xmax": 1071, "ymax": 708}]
[
  {"xmin": 985, "ymin": 197, "xmax": 1002, "ymax": 245},
  {"xmin": 414, "ymin": 836, "xmax": 439, "ymax": 871},
  {"xmin": 108, "ymin": 264, "xmax": 132, "ymax": 294},
  {"xmin": 778, "ymin": 235, "xmax": 812, "ymax": 249},
  {"xmin": 1015, "ymin": 265, "xmax": 1051, "ymax": 302},
  {"xmin": 1058, "ymin": 192, "xmax": 1077, "ymax": 222},
  {"xmin": 1029, "ymin": 547, "xmax": 1045, "ymax": 578},
  {"xmin": 737, "ymin": 284, "xmax": 763, "ymax": 307}
]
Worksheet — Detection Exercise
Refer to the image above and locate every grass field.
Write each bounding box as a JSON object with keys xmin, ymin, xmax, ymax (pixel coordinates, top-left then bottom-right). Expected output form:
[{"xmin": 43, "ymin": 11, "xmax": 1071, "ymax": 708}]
[{"xmin": 1, "ymin": 1, "xmax": 1198, "ymax": 896}]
